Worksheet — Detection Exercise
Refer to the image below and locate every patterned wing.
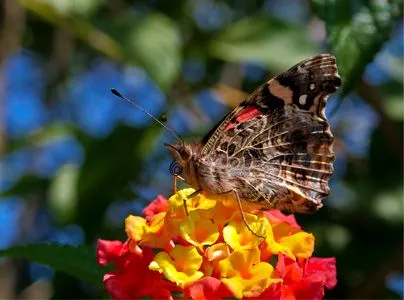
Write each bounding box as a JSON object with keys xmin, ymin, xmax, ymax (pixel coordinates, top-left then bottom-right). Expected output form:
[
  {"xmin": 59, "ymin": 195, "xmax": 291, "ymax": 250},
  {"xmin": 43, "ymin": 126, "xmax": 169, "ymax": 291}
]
[{"xmin": 198, "ymin": 54, "xmax": 341, "ymax": 213}]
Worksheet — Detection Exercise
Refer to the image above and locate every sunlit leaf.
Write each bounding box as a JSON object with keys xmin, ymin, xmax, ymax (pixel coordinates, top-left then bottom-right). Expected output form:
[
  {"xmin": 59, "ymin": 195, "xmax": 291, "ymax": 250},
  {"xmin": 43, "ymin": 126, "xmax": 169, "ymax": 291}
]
[
  {"xmin": 0, "ymin": 244, "xmax": 105, "ymax": 287},
  {"xmin": 372, "ymin": 187, "xmax": 403, "ymax": 222},
  {"xmin": 312, "ymin": 0, "xmax": 400, "ymax": 94},
  {"xmin": 209, "ymin": 14, "xmax": 317, "ymax": 73},
  {"xmin": 48, "ymin": 164, "xmax": 79, "ymax": 222},
  {"xmin": 126, "ymin": 13, "xmax": 182, "ymax": 90},
  {"xmin": 38, "ymin": 0, "xmax": 103, "ymax": 17},
  {"xmin": 380, "ymin": 81, "xmax": 404, "ymax": 120}
]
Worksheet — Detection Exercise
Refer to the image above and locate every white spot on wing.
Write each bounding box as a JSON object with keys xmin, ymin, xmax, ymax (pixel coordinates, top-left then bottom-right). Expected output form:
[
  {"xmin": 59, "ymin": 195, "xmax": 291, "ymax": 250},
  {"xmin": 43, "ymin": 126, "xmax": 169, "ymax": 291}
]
[
  {"xmin": 310, "ymin": 83, "xmax": 316, "ymax": 90},
  {"xmin": 299, "ymin": 94, "xmax": 307, "ymax": 105}
]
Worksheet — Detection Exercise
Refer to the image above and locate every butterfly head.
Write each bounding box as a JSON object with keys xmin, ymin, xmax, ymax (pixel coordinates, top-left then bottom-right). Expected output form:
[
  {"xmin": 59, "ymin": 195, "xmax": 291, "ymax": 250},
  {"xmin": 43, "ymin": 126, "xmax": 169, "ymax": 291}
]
[
  {"xmin": 165, "ymin": 143, "xmax": 193, "ymax": 163},
  {"xmin": 165, "ymin": 142, "xmax": 201, "ymax": 187}
]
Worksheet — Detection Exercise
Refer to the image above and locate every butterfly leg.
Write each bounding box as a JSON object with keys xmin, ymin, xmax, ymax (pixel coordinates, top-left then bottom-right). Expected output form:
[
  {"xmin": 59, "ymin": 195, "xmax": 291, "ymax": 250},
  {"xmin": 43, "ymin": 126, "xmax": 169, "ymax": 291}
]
[
  {"xmin": 219, "ymin": 190, "xmax": 265, "ymax": 239},
  {"xmin": 172, "ymin": 175, "xmax": 185, "ymax": 194},
  {"xmin": 183, "ymin": 189, "xmax": 202, "ymax": 216}
]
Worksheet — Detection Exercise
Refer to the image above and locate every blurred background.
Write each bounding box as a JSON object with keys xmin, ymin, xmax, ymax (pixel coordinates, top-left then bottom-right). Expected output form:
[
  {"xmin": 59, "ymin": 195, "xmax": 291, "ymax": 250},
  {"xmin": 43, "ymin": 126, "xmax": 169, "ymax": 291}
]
[{"xmin": 0, "ymin": 0, "xmax": 402, "ymax": 298}]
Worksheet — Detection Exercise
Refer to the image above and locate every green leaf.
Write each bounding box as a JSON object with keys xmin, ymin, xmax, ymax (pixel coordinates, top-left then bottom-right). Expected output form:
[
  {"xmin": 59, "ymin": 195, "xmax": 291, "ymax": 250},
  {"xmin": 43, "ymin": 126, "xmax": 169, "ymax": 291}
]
[
  {"xmin": 379, "ymin": 81, "xmax": 404, "ymax": 121},
  {"xmin": 0, "ymin": 175, "xmax": 49, "ymax": 198},
  {"xmin": 209, "ymin": 14, "xmax": 318, "ymax": 73},
  {"xmin": 312, "ymin": 0, "xmax": 400, "ymax": 94},
  {"xmin": 48, "ymin": 164, "xmax": 80, "ymax": 223},
  {"xmin": 372, "ymin": 187, "xmax": 403, "ymax": 223},
  {"xmin": 126, "ymin": 13, "xmax": 182, "ymax": 90},
  {"xmin": 40, "ymin": 0, "xmax": 103, "ymax": 17},
  {"xmin": 0, "ymin": 244, "xmax": 105, "ymax": 288},
  {"xmin": 20, "ymin": 0, "xmax": 123, "ymax": 60},
  {"xmin": 74, "ymin": 125, "xmax": 159, "ymax": 240}
]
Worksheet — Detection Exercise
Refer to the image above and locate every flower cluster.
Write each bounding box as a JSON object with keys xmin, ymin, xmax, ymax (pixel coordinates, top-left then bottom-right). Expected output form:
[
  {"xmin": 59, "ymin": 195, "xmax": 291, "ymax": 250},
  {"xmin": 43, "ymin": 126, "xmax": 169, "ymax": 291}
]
[{"xmin": 97, "ymin": 188, "xmax": 336, "ymax": 299}]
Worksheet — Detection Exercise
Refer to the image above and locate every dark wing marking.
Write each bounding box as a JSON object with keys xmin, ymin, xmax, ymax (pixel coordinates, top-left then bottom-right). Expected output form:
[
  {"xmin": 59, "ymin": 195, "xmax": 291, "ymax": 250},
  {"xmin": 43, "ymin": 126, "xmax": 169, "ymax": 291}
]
[
  {"xmin": 268, "ymin": 53, "xmax": 341, "ymax": 117},
  {"xmin": 200, "ymin": 54, "xmax": 341, "ymax": 157}
]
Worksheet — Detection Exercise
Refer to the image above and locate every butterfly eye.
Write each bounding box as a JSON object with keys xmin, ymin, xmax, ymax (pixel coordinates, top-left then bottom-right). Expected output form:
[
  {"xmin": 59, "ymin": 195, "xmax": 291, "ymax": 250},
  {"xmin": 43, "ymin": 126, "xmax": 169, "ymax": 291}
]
[
  {"xmin": 178, "ymin": 147, "xmax": 192, "ymax": 160},
  {"xmin": 169, "ymin": 160, "xmax": 183, "ymax": 176}
]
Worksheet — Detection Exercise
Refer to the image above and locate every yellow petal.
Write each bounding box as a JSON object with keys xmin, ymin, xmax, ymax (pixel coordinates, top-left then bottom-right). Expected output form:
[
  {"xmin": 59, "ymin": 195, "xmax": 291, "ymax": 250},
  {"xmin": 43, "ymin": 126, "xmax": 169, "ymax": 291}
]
[
  {"xmin": 170, "ymin": 269, "xmax": 204, "ymax": 288},
  {"xmin": 149, "ymin": 245, "xmax": 204, "ymax": 288},
  {"xmin": 125, "ymin": 215, "xmax": 146, "ymax": 241},
  {"xmin": 219, "ymin": 249, "xmax": 280, "ymax": 298},
  {"xmin": 265, "ymin": 220, "xmax": 296, "ymax": 259},
  {"xmin": 265, "ymin": 239, "xmax": 294, "ymax": 259},
  {"xmin": 125, "ymin": 212, "xmax": 172, "ymax": 248},
  {"xmin": 171, "ymin": 245, "xmax": 204, "ymax": 274},
  {"xmin": 223, "ymin": 214, "xmax": 267, "ymax": 250},
  {"xmin": 145, "ymin": 212, "xmax": 166, "ymax": 234},
  {"xmin": 279, "ymin": 231, "xmax": 315, "ymax": 259},
  {"xmin": 149, "ymin": 251, "xmax": 172, "ymax": 273},
  {"xmin": 221, "ymin": 277, "xmax": 244, "ymax": 299},
  {"xmin": 236, "ymin": 262, "xmax": 278, "ymax": 298},
  {"xmin": 205, "ymin": 243, "xmax": 230, "ymax": 262},
  {"xmin": 149, "ymin": 260, "xmax": 163, "ymax": 273},
  {"xmin": 165, "ymin": 189, "xmax": 217, "ymax": 238},
  {"xmin": 169, "ymin": 188, "xmax": 216, "ymax": 215},
  {"xmin": 180, "ymin": 212, "xmax": 220, "ymax": 249},
  {"xmin": 218, "ymin": 249, "xmax": 260, "ymax": 278},
  {"xmin": 198, "ymin": 195, "xmax": 238, "ymax": 226}
]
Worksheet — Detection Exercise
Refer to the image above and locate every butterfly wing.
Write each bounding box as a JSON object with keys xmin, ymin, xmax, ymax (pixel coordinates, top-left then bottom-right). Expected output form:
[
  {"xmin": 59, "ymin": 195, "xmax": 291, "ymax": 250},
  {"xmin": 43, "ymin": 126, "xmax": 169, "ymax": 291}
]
[{"xmin": 198, "ymin": 54, "xmax": 341, "ymax": 213}]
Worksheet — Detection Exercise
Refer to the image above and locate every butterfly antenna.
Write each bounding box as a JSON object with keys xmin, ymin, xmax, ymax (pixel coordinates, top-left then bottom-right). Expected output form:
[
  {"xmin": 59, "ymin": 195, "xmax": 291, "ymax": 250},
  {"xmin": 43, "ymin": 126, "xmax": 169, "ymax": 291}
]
[{"xmin": 110, "ymin": 88, "xmax": 184, "ymax": 145}]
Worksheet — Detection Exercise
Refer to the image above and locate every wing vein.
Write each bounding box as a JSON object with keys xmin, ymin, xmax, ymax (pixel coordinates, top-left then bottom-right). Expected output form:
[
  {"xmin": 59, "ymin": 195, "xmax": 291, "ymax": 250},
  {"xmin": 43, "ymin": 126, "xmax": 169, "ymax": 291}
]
[
  {"xmin": 265, "ymin": 162, "xmax": 333, "ymax": 175},
  {"xmin": 250, "ymin": 168, "xmax": 326, "ymax": 194}
]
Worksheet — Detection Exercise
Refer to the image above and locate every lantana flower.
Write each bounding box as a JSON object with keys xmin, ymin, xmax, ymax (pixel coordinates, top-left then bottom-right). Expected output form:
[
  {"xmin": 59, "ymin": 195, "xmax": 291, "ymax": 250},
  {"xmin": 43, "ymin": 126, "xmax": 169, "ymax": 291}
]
[{"xmin": 97, "ymin": 188, "xmax": 337, "ymax": 299}]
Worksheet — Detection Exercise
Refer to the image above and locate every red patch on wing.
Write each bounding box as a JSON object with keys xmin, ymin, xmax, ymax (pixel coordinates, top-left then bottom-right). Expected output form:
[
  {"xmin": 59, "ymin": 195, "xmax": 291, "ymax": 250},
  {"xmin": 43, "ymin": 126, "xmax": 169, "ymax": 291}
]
[{"xmin": 225, "ymin": 106, "xmax": 262, "ymax": 130}]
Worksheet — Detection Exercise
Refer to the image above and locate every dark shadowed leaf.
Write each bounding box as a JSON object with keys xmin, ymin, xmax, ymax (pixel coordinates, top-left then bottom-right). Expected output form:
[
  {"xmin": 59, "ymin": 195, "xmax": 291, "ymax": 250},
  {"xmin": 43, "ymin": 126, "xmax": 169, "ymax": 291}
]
[
  {"xmin": 0, "ymin": 175, "xmax": 49, "ymax": 198},
  {"xmin": 75, "ymin": 125, "xmax": 160, "ymax": 241},
  {"xmin": 0, "ymin": 244, "xmax": 106, "ymax": 288}
]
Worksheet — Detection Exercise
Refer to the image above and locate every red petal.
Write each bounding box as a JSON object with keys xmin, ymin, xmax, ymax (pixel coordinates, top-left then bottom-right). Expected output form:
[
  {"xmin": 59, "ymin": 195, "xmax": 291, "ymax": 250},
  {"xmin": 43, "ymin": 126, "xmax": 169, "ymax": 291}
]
[
  {"xmin": 290, "ymin": 278, "xmax": 325, "ymax": 300},
  {"xmin": 143, "ymin": 195, "xmax": 168, "ymax": 221},
  {"xmin": 102, "ymin": 246, "xmax": 175, "ymax": 299},
  {"xmin": 263, "ymin": 210, "xmax": 300, "ymax": 229},
  {"xmin": 247, "ymin": 282, "xmax": 282, "ymax": 299},
  {"xmin": 96, "ymin": 240, "xmax": 127, "ymax": 266},
  {"xmin": 276, "ymin": 254, "xmax": 303, "ymax": 284},
  {"xmin": 259, "ymin": 243, "xmax": 273, "ymax": 262},
  {"xmin": 305, "ymin": 257, "xmax": 337, "ymax": 289},
  {"xmin": 280, "ymin": 285, "xmax": 296, "ymax": 300},
  {"xmin": 103, "ymin": 273, "xmax": 131, "ymax": 299},
  {"xmin": 184, "ymin": 277, "xmax": 233, "ymax": 300},
  {"xmin": 275, "ymin": 254, "xmax": 287, "ymax": 277}
]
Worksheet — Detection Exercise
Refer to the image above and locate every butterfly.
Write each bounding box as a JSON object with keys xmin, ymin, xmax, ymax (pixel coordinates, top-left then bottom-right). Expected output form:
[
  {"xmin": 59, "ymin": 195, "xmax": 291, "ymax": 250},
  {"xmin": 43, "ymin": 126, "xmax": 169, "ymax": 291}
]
[{"xmin": 112, "ymin": 54, "xmax": 341, "ymax": 237}]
